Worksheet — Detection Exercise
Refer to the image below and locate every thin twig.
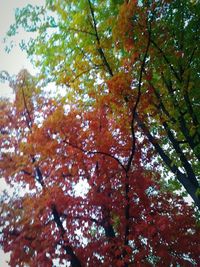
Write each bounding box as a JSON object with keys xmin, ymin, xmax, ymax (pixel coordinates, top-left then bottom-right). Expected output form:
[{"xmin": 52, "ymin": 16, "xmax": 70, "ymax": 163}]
[{"xmin": 63, "ymin": 139, "xmax": 127, "ymax": 173}]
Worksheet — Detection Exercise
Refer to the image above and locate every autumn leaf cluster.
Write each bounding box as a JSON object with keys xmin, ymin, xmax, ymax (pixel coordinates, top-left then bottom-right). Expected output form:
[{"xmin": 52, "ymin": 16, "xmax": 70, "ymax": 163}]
[{"xmin": 0, "ymin": 0, "xmax": 200, "ymax": 266}]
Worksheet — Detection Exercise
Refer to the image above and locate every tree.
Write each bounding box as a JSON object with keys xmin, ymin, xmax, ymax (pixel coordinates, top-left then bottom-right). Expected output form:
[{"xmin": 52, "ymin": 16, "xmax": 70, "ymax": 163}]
[
  {"xmin": 0, "ymin": 0, "xmax": 200, "ymax": 266},
  {"xmin": 0, "ymin": 69, "xmax": 199, "ymax": 266},
  {"xmin": 113, "ymin": 0, "xmax": 200, "ymax": 208},
  {"xmin": 6, "ymin": 0, "xmax": 200, "ymax": 207}
]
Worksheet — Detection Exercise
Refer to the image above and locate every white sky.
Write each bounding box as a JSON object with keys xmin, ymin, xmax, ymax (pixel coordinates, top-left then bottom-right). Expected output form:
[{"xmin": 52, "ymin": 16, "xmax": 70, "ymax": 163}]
[
  {"xmin": 0, "ymin": 0, "xmax": 45, "ymax": 97},
  {"xmin": 0, "ymin": 1, "xmax": 45, "ymax": 265}
]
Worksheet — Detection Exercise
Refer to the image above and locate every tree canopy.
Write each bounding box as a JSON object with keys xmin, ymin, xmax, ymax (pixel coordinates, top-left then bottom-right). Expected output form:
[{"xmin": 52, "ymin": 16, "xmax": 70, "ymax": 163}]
[{"xmin": 0, "ymin": 0, "xmax": 200, "ymax": 266}]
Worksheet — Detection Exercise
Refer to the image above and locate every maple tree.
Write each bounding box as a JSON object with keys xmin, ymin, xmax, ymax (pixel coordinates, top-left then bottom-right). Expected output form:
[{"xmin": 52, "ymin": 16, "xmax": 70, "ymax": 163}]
[
  {"xmin": 113, "ymin": 0, "xmax": 200, "ymax": 209},
  {"xmin": 0, "ymin": 69, "xmax": 200, "ymax": 266},
  {"xmin": 0, "ymin": 0, "xmax": 200, "ymax": 266},
  {"xmin": 6, "ymin": 0, "xmax": 200, "ymax": 207}
]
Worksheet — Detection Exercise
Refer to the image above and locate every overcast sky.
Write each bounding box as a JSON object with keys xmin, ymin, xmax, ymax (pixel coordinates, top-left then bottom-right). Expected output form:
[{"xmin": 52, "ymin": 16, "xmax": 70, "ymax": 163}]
[
  {"xmin": 0, "ymin": 0, "xmax": 45, "ymax": 98},
  {"xmin": 0, "ymin": 1, "xmax": 45, "ymax": 265}
]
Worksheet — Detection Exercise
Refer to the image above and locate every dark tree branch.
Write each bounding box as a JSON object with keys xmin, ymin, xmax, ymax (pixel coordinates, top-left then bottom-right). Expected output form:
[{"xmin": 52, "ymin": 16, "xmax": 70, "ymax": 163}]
[
  {"xmin": 161, "ymin": 74, "xmax": 200, "ymax": 161},
  {"xmin": 143, "ymin": 71, "xmax": 200, "ymax": 199},
  {"xmin": 20, "ymin": 169, "xmax": 32, "ymax": 176},
  {"xmin": 187, "ymin": 46, "xmax": 197, "ymax": 69},
  {"xmin": 136, "ymin": 113, "xmax": 200, "ymax": 209},
  {"xmin": 21, "ymin": 87, "xmax": 32, "ymax": 130},
  {"xmin": 144, "ymin": 71, "xmax": 177, "ymax": 125},
  {"xmin": 61, "ymin": 141, "xmax": 118, "ymax": 239},
  {"xmin": 87, "ymin": 0, "xmax": 113, "ymax": 76},
  {"xmin": 126, "ymin": 23, "xmax": 151, "ymax": 173},
  {"xmin": 67, "ymin": 27, "xmax": 96, "ymax": 37},
  {"xmin": 183, "ymin": 74, "xmax": 200, "ymax": 142},
  {"xmin": 150, "ymin": 38, "xmax": 181, "ymax": 82},
  {"xmin": 123, "ymin": 21, "xmax": 152, "ymax": 266},
  {"xmin": 70, "ymin": 68, "xmax": 94, "ymax": 83},
  {"xmin": 63, "ymin": 140, "xmax": 127, "ymax": 173},
  {"xmin": 145, "ymin": 70, "xmax": 197, "ymax": 176},
  {"xmin": 29, "ymin": 158, "xmax": 82, "ymax": 266},
  {"xmin": 162, "ymin": 121, "xmax": 199, "ymax": 188}
]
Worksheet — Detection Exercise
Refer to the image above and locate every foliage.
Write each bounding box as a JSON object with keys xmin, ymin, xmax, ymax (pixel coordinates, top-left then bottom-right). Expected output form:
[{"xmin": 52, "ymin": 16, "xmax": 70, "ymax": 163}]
[
  {"xmin": 0, "ymin": 0, "xmax": 200, "ymax": 266},
  {"xmin": 7, "ymin": 0, "xmax": 200, "ymax": 207},
  {"xmin": 113, "ymin": 0, "xmax": 200, "ymax": 207}
]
